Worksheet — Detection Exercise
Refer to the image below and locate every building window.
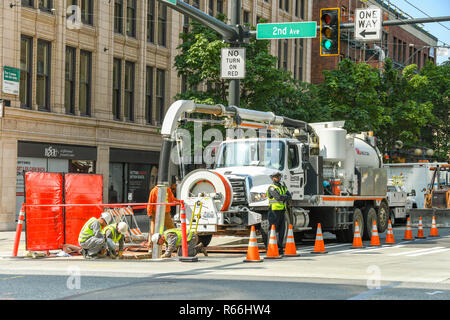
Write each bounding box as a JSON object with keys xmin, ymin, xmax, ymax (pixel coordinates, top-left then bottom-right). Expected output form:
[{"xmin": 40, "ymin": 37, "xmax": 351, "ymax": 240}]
[
  {"xmin": 39, "ymin": 0, "xmax": 53, "ymax": 12},
  {"xmin": 243, "ymin": 10, "xmax": 250, "ymax": 24},
  {"xmin": 22, "ymin": 0, "xmax": 34, "ymax": 7},
  {"xmin": 298, "ymin": 39, "xmax": 303, "ymax": 81},
  {"xmin": 158, "ymin": 3, "xmax": 167, "ymax": 46},
  {"xmin": 113, "ymin": 58, "xmax": 121, "ymax": 120},
  {"xmin": 280, "ymin": 0, "xmax": 289, "ymax": 12},
  {"xmin": 156, "ymin": 69, "xmax": 165, "ymax": 125},
  {"xmin": 36, "ymin": 39, "xmax": 51, "ymax": 111},
  {"xmin": 208, "ymin": 0, "xmax": 214, "ymax": 16},
  {"xmin": 283, "ymin": 39, "xmax": 288, "ymax": 70},
  {"xmin": 81, "ymin": 0, "xmax": 94, "ymax": 25},
  {"xmin": 147, "ymin": 0, "xmax": 155, "ymax": 43},
  {"xmin": 216, "ymin": 0, "xmax": 223, "ymax": 14},
  {"xmin": 114, "ymin": 0, "xmax": 123, "ymax": 34},
  {"xmin": 393, "ymin": 36, "xmax": 397, "ymax": 62},
  {"xmin": 20, "ymin": 35, "xmax": 33, "ymax": 109},
  {"xmin": 79, "ymin": 50, "xmax": 91, "ymax": 116},
  {"xmin": 65, "ymin": 46, "xmax": 76, "ymax": 115},
  {"xmin": 127, "ymin": 0, "xmax": 136, "ymax": 38},
  {"xmin": 124, "ymin": 61, "xmax": 135, "ymax": 122},
  {"xmin": 146, "ymin": 66, "xmax": 154, "ymax": 125}
]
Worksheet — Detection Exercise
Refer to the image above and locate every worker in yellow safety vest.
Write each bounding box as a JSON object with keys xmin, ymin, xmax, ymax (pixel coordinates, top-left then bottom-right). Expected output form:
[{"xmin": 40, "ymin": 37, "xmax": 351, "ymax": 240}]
[
  {"xmin": 102, "ymin": 221, "xmax": 129, "ymax": 259},
  {"xmin": 152, "ymin": 228, "xmax": 208, "ymax": 258},
  {"xmin": 79, "ymin": 212, "xmax": 112, "ymax": 259},
  {"xmin": 266, "ymin": 172, "xmax": 291, "ymax": 256}
]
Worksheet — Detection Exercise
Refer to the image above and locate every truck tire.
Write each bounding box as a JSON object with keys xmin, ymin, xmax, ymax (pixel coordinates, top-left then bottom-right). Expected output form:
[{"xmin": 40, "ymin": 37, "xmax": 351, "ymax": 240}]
[
  {"xmin": 257, "ymin": 211, "xmax": 289, "ymax": 249},
  {"xmin": 363, "ymin": 206, "xmax": 377, "ymax": 240},
  {"xmin": 389, "ymin": 209, "xmax": 396, "ymax": 226},
  {"xmin": 336, "ymin": 208, "xmax": 363, "ymax": 243},
  {"xmin": 198, "ymin": 234, "xmax": 213, "ymax": 247},
  {"xmin": 377, "ymin": 201, "xmax": 389, "ymax": 233}
]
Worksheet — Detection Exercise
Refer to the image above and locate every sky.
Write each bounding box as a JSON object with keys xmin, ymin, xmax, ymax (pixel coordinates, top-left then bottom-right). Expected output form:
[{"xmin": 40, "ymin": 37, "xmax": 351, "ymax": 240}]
[{"xmin": 383, "ymin": 0, "xmax": 450, "ymax": 65}]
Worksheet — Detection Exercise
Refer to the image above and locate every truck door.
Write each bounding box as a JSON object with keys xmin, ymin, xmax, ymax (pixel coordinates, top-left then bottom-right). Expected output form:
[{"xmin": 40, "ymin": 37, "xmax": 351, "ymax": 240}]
[{"xmin": 286, "ymin": 143, "xmax": 304, "ymax": 200}]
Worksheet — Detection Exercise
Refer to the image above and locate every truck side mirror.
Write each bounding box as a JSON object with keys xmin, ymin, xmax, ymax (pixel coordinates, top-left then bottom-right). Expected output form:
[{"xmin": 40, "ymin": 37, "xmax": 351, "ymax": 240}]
[{"xmin": 408, "ymin": 190, "xmax": 416, "ymax": 196}]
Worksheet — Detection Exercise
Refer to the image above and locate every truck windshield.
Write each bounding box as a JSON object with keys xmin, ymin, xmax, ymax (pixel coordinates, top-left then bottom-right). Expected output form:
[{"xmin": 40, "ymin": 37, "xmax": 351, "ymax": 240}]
[{"xmin": 215, "ymin": 140, "xmax": 285, "ymax": 170}]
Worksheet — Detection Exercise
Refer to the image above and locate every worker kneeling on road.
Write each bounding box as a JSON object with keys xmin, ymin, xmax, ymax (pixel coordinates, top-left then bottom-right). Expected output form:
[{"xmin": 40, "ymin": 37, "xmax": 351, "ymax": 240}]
[
  {"xmin": 102, "ymin": 221, "xmax": 129, "ymax": 259},
  {"xmin": 152, "ymin": 228, "xmax": 208, "ymax": 258},
  {"xmin": 79, "ymin": 212, "xmax": 112, "ymax": 259}
]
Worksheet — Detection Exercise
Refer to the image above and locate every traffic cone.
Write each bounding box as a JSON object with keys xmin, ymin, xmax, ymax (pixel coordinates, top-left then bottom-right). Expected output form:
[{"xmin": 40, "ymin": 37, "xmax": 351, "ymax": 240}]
[
  {"xmin": 385, "ymin": 220, "xmax": 395, "ymax": 245},
  {"xmin": 351, "ymin": 221, "xmax": 365, "ymax": 248},
  {"xmin": 415, "ymin": 216, "xmax": 426, "ymax": 239},
  {"xmin": 403, "ymin": 217, "xmax": 414, "ymax": 240},
  {"xmin": 311, "ymin": 223, "xmax": 327, "ymax": 254},
  {"xmin": 265, "ymin": 225, "xmax": 282, "ymax": 259},
  {"xmin": 284, "ymin": 224, "xmax": 299, "ymax": 257},
  {"xmin": 243, "ymin": 225, "xmax": 263, "ymax": 263},
  {"xmin": 429, "ymin": 216, "xmax": 440, "ymax": 237},
  {"xmin": 370, "ymin": 220, "xmax": 381, "ymax": 246}
]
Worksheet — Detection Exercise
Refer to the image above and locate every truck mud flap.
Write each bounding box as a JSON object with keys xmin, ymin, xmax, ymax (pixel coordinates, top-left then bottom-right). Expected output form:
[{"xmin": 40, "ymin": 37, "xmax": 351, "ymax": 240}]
[{"xmin": 408, "ymin": 208, "xmax": 450, "ymax": 227}]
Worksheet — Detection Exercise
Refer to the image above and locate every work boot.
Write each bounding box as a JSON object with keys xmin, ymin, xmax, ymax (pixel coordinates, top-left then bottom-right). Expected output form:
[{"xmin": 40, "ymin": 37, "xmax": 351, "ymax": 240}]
[{"xmin": 81, "ymin": 248, "xmax": 88, "ymax": 259}]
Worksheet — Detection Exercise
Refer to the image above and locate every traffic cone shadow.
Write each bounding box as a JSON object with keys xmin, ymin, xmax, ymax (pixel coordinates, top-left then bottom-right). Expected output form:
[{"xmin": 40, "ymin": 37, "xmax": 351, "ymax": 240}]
[
  {"xmin": 385, "ymin": 220, "xmax": 395, "ymax": 245},
  {"xmin": 415, "ymin": 216, "xmax": 426, "ymax": 239},
  {"xmin": 265, "ymin": 225, "xmax": 282, "ymax": 259},
  {"xmin": 370, "ymin": 221, "xmax": 381, "ymax": 246},
  {"xmin": 403, "ymin": 217, "xmax": 414, "ymax": 240},
  {"xmin": 284, "ymin": 224, "xmax": 300, "ymax": 257},
  {"xmin": 429, "ymin": 216, "xmax": 440, "ymax": 237},
  {"xmin": 243, "ymin": 225, "xmax": 263, "ymax": 263},
  {"xmin": 311, "ymin": 223, "xmax": 328, "ymax": 254},
  {"xmin": 351, "ymin": 221, "xmax": 365, "ymax": 248}
]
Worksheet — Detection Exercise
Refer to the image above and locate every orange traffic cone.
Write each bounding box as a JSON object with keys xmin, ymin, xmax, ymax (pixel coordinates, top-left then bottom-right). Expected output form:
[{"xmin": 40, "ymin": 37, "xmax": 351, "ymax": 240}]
[
  {"xmin": 311, "ymin": 223, "xmax": 327, "ymax": 254},
  {"xmin": 370, "ymin": 221, "xmax": 381, "ymax": 246},
  {"xmin": 403, "ymin": 217, "xmax": 414, "ymax": 240},
  {"xmin": 415, "ymin": 216, "xmax": 426, "ymax": 239},
  {"xmin": 385, "ymin": 220, "xmax": 395, "ymax": 245},
  {"xmin": 351, "ymin": 221, "xmax": 365, "ymax": 248},
  {"xmin": 265, "ymin": 225, "xmax": 282, "ymax": 259},
  {"xmin": 284, "ymin": 224, "xmax": 299, "ymax": 257},
  {"xmin": 429, "ymin": 216, "xmax": 439, "ymax": 237},
  {"xmin": 243, "ymin": 225, "xmax": 263, "ymax": 263}
]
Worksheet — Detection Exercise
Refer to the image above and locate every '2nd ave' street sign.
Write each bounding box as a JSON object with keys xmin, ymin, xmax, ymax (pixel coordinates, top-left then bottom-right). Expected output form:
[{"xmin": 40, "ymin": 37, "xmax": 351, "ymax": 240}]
[{"xmin": 256, "ymin": 22, "xmax": 317, "ymax": 40}]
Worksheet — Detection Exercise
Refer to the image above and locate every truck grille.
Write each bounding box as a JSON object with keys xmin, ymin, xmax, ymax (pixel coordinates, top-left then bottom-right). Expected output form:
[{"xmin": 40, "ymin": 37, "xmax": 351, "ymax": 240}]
[{"xmin": 228, "ymin": 178, "xmax": 247, "ymax": 205}]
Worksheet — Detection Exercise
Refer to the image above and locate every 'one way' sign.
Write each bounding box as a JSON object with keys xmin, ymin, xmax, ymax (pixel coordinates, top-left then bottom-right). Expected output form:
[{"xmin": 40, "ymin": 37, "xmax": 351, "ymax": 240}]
[{"xmin": 355, "ymin": 7, "xmax": 382, "ymax": 41}]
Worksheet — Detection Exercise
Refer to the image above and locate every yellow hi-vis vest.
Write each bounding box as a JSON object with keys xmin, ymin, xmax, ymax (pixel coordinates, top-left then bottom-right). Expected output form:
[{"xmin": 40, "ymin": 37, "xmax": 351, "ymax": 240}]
[
  {"xmin": 102, "ymin": 223, "xmax": 122, "ymax": 243},
  {"xmin": 79, "ymin": 217, "xmax": 100, "ymax": 243},
  {"xmin": 164, "ymin": 228, "xmax": 194, "ymax": 247},
  {"xmin": 267, "ymin": 183, "xmax": 287, "ymax": 211}
]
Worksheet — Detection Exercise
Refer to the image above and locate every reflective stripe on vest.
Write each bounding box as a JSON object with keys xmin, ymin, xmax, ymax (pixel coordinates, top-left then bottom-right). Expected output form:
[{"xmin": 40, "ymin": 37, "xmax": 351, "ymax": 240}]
[
  {"xmin": 164, "ymin": 228, "xmax": 194, "ymax": 247},
  {"xmin": 102, "ymin": 223, "xmax": 122, "ymax": 243},
  {"xmin": 267, "ymin": 184, "xmax": 287, "ymax": 210},
  {"xmin": 79, "ymin": 217, "xmax": 99, "ymax": 243}
]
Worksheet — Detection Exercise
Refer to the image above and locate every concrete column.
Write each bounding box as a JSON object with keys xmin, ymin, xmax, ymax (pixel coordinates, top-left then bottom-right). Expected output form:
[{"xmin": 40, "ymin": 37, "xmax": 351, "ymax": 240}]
[
  {"xmin": 96, "ymin": 145, "xmax": 110, "ymax": 204},
  {"xmin": 0, "ymin": 138, "xmax": 18, "ymax": 231}
]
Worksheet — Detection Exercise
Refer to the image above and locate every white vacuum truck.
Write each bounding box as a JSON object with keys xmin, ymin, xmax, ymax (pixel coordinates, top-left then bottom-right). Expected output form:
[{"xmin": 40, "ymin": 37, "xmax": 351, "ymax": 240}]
[{"xmin": 157, "ymin": 100, "xmax": 389, "ymax": 247}]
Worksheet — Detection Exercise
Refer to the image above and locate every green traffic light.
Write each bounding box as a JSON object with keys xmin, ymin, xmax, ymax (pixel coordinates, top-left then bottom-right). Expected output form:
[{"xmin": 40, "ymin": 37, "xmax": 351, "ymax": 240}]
[{"xmin": 322, "ymin": 39, "xmax": 332, "ymax": 50}]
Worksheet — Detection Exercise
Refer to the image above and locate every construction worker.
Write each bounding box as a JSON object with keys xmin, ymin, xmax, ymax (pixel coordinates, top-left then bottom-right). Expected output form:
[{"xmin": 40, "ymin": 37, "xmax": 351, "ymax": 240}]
[
  {"xmin": 266, "ymin": 172, "xmax": 291, "ymax": 256},
  {"xmin": 152, "ymin": 228, "xmax": 207, "ymax": 258},
  {"xmin": 102, "ymin": 221, "xmax": 129, "ymax": 259},
  {"xmin": 147, "ymin": 185, "xmax": 181, "ymax": 252},
  {"xmin": 79, "ymin": 212, "xmax": 112, "ymax": 259}
]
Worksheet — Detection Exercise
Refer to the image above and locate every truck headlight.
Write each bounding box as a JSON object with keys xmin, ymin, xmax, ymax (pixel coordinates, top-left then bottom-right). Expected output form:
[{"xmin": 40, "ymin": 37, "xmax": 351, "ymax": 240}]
[{"xmin": 250, "ymin": 192, "xmax": 267, "ymax": 202}]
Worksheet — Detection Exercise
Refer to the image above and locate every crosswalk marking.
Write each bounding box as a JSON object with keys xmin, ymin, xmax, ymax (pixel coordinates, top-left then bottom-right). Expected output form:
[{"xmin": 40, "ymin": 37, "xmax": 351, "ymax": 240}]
[
  {"xmin": 406, "ymin": 248, "xmax": 450, "ymax": 257},
  {"xmin": 388, "ymin": 247, "xmax": 444, "ymax": 257}
]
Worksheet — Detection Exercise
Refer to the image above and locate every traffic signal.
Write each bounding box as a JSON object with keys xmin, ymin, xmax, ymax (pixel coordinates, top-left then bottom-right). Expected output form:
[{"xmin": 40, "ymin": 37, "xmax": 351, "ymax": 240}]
[{"xmin": 320, "ymin": 8, "xmax": 340, "ymax": 56}]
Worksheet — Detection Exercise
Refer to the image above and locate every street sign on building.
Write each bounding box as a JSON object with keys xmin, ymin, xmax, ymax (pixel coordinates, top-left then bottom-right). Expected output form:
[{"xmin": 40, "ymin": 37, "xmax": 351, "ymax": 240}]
[
  {"xmin": 162, "ymin": 0, "xmax": 176, "ymax": 5},
  {"xmin": 355, "ymin": 7, "xmax": 382, "ymax": 41},
  {"xmin": 256, "ymin": 22, "xmax": 317, "ymax": 40},
  {"xmin": 221, "ymin": 48, "xmax": 245, "ymax": 79},
  {"xmin": 2, "ymin": 66, "xmax": 20, "ymax": 95}
]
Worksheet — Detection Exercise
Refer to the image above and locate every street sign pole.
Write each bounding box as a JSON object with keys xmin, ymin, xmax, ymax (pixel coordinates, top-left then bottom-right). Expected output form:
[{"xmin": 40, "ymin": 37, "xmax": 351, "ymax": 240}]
[{"xmin": 229, "ymin": 0, "xmax": 241, "ymax": 107}]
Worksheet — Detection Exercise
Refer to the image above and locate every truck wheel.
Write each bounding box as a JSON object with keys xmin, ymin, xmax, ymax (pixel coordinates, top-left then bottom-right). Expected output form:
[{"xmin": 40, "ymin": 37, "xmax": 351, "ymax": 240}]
[
  {"xmin": 363, "ymin": 206, "xmax": 377, "ymax": 240},
  {"xmin": 337, "ymin": 208, "xmax": 363, "ymax": 242},
  {"xmin": 377, "ymin": 201, "xmax": 389, "ymax": 233},
  {"xmin": 198, "ymin": 235, "xmax": 213, "ymax": 247},
  {"xmin": 257, "ymin": 211, "xmax": 289, "ymax": 249},
  {"xmin": 389, "ymin": 209, "xmax": 396, "ymax": 226}
]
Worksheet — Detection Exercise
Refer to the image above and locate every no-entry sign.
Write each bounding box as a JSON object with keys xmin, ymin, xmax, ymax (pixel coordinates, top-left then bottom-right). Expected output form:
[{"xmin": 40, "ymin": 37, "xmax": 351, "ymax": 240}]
[{"xmin": 221, "ymin": 48, "xmax": 245, "ymax": 79}]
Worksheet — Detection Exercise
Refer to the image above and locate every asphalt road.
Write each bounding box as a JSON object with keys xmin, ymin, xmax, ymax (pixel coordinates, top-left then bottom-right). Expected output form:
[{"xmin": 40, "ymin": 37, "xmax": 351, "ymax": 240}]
[{"xmin": 0, "ymin": 226, "xmax": 449, "ymax": 304}]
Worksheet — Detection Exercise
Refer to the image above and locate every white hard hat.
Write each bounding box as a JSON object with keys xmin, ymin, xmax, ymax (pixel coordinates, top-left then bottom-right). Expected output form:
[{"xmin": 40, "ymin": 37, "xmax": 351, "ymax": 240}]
[
  {"xmin": 100, "ymin": 212, "xmax": 112, "ymax": 225},
  {"xmin": 151, "ymin": 233, "xmax": 162, "ymax": 244},
  {"xmin": 117, "ymin": 222, "xmax": 128, "ymax": 234}
]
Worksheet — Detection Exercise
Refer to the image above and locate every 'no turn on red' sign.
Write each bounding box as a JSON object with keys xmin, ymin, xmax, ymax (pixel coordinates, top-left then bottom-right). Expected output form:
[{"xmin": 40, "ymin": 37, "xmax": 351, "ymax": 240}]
[
  {"xmin": 355, "ymin": 7, "xmax": 382, "ymax": 41},
  {"xmin": 221, "ymin": 48, "xmax": 246, "ymax": 79}
]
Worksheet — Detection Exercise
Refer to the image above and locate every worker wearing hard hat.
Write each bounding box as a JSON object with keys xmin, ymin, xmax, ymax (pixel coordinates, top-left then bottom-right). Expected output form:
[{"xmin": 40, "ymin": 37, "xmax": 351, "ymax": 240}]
[
  {"xmin": 267, "ymin": 172, "xmax": 292, "ymax": 256},
  {"xmin": 152, "ymin": 228, "xmax": 208, "ymax": 258},
  {"xmin": 79, "ymin": 212, "xmax": 112, "ymax": 259},
  {"xmin": 147, "ymin": 185, "xmax": 182, "ymax": 253},
  {"xmin": 102, "ymin": 221, "xmax": 129, "ymax": 259}
]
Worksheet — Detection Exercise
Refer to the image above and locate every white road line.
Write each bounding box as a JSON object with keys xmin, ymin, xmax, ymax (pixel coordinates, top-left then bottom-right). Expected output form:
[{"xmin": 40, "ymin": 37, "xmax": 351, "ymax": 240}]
[
  {"xmin": 406, "ymin": 248, "xmax": 450, "ymax": 257},
  {"xmin": 388, "ymin": 247, "xmax": 444, "ymax": 257},
  {"xmin": 328, "ymin": 244, "xmax": 405, "ymax": 255}
]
